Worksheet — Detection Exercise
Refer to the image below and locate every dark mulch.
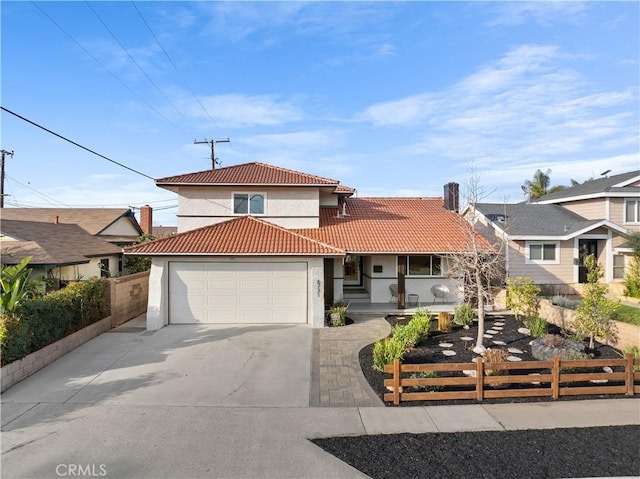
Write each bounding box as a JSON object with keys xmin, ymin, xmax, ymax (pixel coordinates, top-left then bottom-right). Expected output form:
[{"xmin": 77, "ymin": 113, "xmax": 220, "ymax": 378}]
[
  {"xmin": 312, "ymin": 425, "xmax": 640, "ymax": 479},
  {"xmin": 359, "ymin": 313, "xmax": 627, "ymax": 406}
]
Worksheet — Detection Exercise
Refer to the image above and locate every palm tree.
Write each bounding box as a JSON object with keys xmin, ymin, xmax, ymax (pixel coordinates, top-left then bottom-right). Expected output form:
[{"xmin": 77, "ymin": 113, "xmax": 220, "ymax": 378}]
[{"xmin": 523, "ymin": 169, "xmax": 551, "ymax": 200}]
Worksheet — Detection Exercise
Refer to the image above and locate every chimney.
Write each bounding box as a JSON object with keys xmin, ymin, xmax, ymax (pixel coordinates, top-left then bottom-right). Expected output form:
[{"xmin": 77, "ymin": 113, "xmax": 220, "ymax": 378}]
[
  {"xmin": 140, "ymin": 205, "xmax": 153, "ymax": 235},
  {"xmin": 443, "ymin": 182, "xmax": 459, "ymax": 212}
]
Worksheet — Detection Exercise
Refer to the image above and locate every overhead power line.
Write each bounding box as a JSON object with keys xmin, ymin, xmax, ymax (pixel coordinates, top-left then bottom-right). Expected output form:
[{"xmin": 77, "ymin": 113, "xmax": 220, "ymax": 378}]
[
  {"xmin": 85, "ymin": 1, "xmax": 196, "ymax": 131},
  {"xmin": 1, "ymin": 106, "xmax": 155, "ymax": 180},
  {"xmin": 30, "ymin": 1, "xmax": 186, "ymax": 134},
  {"xmin": 131, "ymin": 1, "xmax": 219, "ymax": 129}
]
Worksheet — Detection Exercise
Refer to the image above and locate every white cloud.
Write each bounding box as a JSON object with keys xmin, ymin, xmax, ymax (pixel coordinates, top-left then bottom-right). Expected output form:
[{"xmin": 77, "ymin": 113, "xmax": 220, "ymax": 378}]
[
  {"xmin": 182, "ymin": 94, "xmax": 303, "ymax": 128},
  {"xmin": 485, "ymin": 2, "xmax": 588, "ymax": 27}
]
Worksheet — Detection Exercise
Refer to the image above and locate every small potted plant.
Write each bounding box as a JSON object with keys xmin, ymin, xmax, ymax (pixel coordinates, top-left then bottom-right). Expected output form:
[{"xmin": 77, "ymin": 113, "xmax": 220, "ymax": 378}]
[{"xmin": 329, "ymin": 300, "xmax": 349, "ymax": 327}]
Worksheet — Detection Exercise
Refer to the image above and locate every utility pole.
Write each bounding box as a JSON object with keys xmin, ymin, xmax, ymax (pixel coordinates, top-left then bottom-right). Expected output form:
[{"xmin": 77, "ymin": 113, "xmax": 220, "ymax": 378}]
[
  {"xmin": 193, "ymin": 138, "xmax": 230, "ymax": 169},
  {"xmin": 0, "ymin": 149, "xmax": 14, "ymax": 208}
]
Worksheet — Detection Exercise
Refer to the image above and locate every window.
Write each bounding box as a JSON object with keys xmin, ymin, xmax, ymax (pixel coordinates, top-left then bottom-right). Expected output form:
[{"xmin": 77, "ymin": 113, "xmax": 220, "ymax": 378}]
[
  {"xmin": 100, "ymin": 259, "xmax": 110, "ymax": 278},
  {"xmin": 624, "ymin": 199, "xmax": 639, "ymax": 223},
  {"xmin": 233, "ymin": 193, "xmax": 265, "ymax": 215},
  {"xmin": 613, "ymin": 254, "xmax": 625, "ymax": 279},
  {"xmin": 407, "ymin": 256, "xmax": 442, "ymax": 276},
  {"xmin": 526, "ymin": 242, "xmax": 559, "ymax": 264}
]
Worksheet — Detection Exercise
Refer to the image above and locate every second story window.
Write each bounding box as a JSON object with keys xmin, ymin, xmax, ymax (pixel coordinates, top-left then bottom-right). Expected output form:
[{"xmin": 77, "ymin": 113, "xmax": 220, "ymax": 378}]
[
  {"xmin": 624, "ymin": 199, "xmax": 639, "ymax": 223},
  {"xmin": 234, "ymin": 193, "xmax": 265, "ymax": 215}
]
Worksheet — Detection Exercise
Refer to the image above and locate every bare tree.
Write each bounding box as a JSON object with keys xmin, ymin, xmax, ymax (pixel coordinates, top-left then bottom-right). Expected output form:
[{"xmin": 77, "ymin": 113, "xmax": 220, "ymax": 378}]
[{"xmin": 447, "ymin": 171, "xmax": 506, "ymax": 353}]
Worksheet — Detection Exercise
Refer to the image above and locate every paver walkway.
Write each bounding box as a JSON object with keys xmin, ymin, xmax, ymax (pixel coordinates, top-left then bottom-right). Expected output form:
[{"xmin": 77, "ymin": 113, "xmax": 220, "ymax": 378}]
[{"xmin": 310, "ymin": 313, "xmax": 391, "ymax": 407}]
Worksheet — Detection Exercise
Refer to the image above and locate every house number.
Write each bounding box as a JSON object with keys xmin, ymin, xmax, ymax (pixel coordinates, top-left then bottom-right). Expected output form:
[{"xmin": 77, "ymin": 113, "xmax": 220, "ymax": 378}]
[{"xmin": 316, "ymin": 280, "xmax": 321, "ymax": 297}]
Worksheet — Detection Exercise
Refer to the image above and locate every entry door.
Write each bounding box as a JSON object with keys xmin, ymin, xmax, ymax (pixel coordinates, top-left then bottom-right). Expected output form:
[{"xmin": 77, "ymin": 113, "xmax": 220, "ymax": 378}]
[
  {"xmin": 578, "ymin": 240, "xmax": 597, "ymax": 283},
  {"xmin": 343, "ymin": 255, "xmax": 362, "ymax": 286}
]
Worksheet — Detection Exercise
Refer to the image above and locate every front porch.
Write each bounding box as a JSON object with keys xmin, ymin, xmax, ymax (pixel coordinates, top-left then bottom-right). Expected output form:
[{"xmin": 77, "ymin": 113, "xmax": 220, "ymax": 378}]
[{"xmin": 346, "ymin": 302, "xmax": 456, "ymax": 315}]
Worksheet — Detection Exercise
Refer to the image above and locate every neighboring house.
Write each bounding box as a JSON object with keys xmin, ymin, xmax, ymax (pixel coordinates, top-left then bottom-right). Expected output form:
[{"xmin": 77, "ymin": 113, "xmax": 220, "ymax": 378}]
[
  {"xmin": 0, "ymin": 219, "xmax": 123, "ymax": 284},
  {"xmin": 0, "ymin": 208, "xmax": 144, "ymax": 246},
  {"xmin": 125, "ymin": 162, "xmax": 490, "ymax": 330},
  {"xmin": 467, "ymin": 170, "xmax": 639, "ymax": 291}
]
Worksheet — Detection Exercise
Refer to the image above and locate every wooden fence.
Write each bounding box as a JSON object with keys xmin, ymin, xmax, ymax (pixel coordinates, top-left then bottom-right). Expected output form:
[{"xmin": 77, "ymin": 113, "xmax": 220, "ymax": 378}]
[{"xmin": 383, "ymin": 355, "xmax": 640, "ymax": 406}]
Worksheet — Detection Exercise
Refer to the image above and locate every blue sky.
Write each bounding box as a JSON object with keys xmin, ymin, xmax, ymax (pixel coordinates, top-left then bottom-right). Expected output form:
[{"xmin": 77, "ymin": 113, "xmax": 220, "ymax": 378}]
[{"xmin": 1, "ymin": 1, "xmax": 638, "ymax": 226}]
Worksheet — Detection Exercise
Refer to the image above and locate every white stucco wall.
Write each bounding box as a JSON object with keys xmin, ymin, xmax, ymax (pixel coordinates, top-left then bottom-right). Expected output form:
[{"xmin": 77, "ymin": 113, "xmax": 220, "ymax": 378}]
[{"xmin": 175, "ymin": 186, "xmax": 320, "ymax": 232}]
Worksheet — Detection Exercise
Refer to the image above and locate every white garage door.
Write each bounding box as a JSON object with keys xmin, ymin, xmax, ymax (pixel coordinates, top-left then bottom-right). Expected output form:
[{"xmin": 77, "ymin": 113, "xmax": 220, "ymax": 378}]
[{"xmin": 169, "ymin": 262, "xmax": 308, "ymax": 324}]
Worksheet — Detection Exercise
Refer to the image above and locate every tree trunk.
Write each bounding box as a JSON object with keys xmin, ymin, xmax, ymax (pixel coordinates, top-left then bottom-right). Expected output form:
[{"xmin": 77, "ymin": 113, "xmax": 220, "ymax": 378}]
[{"xmin": 475, "ymin": 269, "xmax": 485, "ymax": 350}]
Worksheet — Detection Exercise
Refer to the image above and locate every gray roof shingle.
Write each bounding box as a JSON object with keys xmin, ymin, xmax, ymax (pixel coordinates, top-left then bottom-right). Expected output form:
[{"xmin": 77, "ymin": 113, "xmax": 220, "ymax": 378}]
[
  {"xmin": 474, "ymin": 203, "xmax": 603, "ymax": 237},
  {"xmin": 1, "ymin": 220, "xmax": 122, "ymax": 266},
  {"xmin": 535, "ymin": 170, "xmax": 640, "ymax": 203}
]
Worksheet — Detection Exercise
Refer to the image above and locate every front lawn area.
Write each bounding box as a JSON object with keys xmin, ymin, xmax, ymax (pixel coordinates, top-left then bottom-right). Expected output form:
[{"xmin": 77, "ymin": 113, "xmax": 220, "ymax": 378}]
[{"xmin": 612, "ymin": 304, "xmax": 640, "ymax": 326}]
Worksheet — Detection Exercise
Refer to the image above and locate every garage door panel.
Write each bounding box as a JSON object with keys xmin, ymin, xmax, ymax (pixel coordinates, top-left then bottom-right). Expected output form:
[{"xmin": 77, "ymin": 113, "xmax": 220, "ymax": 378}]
[{"xmin": 169, "ymin": 262, "xmax": 307, "ymax": 324}]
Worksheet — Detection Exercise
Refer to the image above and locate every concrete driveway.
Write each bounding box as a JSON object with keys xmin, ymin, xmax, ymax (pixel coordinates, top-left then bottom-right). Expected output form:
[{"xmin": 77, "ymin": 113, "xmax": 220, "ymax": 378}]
[{"xmin": 1, "ymin": 318, "xmax": 313, "ymax": 409}]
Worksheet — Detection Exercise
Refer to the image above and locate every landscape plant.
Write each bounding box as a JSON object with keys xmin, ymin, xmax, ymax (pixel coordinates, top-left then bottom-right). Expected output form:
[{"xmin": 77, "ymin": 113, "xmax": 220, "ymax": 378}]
[
  {"xmin": 623, "ymin": 232, "xmax": 640, "ymax": 298},
  {"xmin": 409, "ymin": 371, "xmax": 442, "ymax": 392},
  {"xmin": 551, "ymin": 295, "xmax": 582, "ymax": 310},
  {"xmin": 527, "ymin": 316, "xmax": 548, "ymax": 338},
  {"xmin": 453, "ymin": 303, "xmax": 474, "ymax": 326},
  {"xmin": 123, "ymin": 234, "xmax": 157, "ymax": 274},
  {"xmin": 574, "ymin": 255, "xmax": 619, "ymax": 349},
  {"xmin": 329, "ymin": 301, "xmax": 349, "ymax": 326},
  {"xmin": 505, "ymin": 276, "xmax": 540, "ymax": 322},
  {"xmin": 372, "ymin": 337, "xmax": 406, "ymax": 372},
  {"xmin": 372, "ymin": 310, "xmax": 432, "ymax": 371},
  {"xmin": 0, "ymin": 257, "xmax": 33, "ymax": 315},
  {"xmin": 2, "ymin": 278, "xmax": 108, "ymax": 366}
]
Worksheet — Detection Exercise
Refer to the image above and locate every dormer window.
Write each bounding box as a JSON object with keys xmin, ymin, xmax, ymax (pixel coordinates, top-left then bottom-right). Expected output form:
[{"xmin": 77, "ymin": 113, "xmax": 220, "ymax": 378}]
[{"xmin": 234, "ymin": 193, "xmax": 265, "ymax": 215}]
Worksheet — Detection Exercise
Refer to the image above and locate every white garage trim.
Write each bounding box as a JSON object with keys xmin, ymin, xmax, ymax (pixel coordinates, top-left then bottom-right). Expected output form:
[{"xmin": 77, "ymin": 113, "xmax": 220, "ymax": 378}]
[{"xmin": 168, "ymin": 262, "xmax": 308, "ymax": 324}]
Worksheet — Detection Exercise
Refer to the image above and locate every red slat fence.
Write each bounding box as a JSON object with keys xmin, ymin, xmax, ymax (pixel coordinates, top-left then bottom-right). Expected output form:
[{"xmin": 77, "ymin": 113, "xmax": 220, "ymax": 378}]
[{"xmin": 383, "ymin": 354, "xmax": 640, "ymax": 406}]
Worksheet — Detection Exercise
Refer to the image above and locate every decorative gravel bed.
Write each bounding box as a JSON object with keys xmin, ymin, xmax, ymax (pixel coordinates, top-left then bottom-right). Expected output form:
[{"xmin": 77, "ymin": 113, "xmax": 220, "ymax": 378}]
[
  {"xmin": 319, "ymin": 314, "xmax": 639, "ymax": 479},
  {"xmin": 312, "ymin": 425, "xmax": 640, "ymax": 479},
  {"xmin": 358, "ymin": 313, "xmax": 625, "ymax": 406}
]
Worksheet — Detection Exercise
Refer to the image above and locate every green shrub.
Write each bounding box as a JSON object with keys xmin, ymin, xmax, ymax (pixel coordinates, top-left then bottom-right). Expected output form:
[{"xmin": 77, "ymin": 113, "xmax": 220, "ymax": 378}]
[
  {"xmin": 0, "ymin": 313, "xmax": 31, "ymax": 364},
  {"xmin": 2, "ymin": 278, "xmax": 108, "ymax": 366},
  {"xmin": 574, "ymin": 255, "xmax": 619, "ymax": 350},
  {"xmin": 618, "ymin": 345, "xmax": 640, "ymax": 372},
  {"xmin": 453, "ymin": 303, "xmax": 474, "ymax": 326},
  {"xmin": 551, "ymin": 295, "xmax": 582, "ymax": 310},
  {"xmin": 392, "ymin": 324, "xmax": 419, "ymax": 350},
  {"xmin": 410, "ymin": 371, "xmax": 442, "ymax": 392},
  {"xmin": 527, "ymin": 316, "xmax": 548, "ymax": 338},
  {"xmin": 506, "ymin": 276, "xmax": 540, "ymax": 322},
  {"xmin": 623, "ymin": 233, "xmax": 640, "ymax": 298},
  {"xmin": 372, "ymin": 337, "xmax": 406, "ymax": 372},
  {"xmin": 408, "ymin": 310, "xmax": 432, "ymax": 340}
]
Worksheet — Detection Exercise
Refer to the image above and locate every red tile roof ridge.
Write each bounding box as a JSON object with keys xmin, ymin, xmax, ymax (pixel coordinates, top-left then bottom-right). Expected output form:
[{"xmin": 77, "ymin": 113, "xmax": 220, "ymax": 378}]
[
  {"xmin": 355, "ymin": 196, "xmax": 443, "ymax": 201},
  {"xmin": 156, "ymin": 161, "xmax": 343, "ymax": 185}
]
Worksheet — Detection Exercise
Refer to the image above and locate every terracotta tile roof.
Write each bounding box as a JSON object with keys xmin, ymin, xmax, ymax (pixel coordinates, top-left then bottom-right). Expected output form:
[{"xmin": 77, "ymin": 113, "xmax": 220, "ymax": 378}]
[
  {"xmin": 294, "ymin": 197, "xmax": 492, "ymax": 254},
  {"xmin": 0, "ymin": 208, "xmax": 141, "ymax": 236},
  {"xmin": 156, "ymin": 162, "xmax": 342, "ymax": 186},
  {"xmin": 1, "ymin": 219, "xmax": 122, "ymax": 266},
  {"xmin": 124, "ymin": 216, "xmax": 344, "ymax": 256}
]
